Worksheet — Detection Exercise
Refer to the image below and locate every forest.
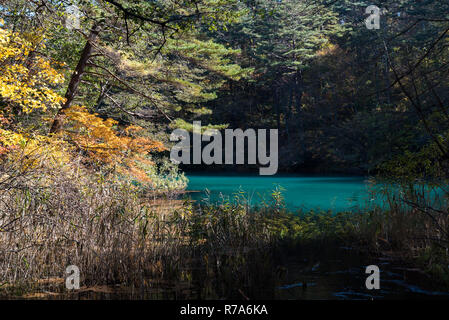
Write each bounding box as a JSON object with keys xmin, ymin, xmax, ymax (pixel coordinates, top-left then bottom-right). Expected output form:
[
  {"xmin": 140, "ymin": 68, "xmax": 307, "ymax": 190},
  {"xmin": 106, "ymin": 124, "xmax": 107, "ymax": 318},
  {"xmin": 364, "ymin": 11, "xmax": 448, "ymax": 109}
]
[{"xmin": 0, "ymin": 0, "xmax": 448, "ymax": 300}]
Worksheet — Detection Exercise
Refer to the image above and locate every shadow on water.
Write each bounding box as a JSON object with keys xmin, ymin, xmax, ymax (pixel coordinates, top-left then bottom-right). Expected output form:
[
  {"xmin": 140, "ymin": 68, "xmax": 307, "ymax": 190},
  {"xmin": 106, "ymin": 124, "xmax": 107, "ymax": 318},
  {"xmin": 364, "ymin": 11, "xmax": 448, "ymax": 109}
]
[{"xmin": 274, "ymin": 247, "xmax": 449, "ymax": 300}]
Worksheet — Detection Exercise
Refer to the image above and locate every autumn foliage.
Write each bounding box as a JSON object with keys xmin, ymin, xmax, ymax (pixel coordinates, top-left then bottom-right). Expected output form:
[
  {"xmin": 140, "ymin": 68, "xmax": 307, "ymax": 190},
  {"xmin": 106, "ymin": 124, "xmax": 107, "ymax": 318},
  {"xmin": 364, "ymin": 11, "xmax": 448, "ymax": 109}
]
[
  {"xmin": 62, "ymin": 105, "xmax": 165, "ymax": 181},
  {"xmin": 0, "ymin": 22, "xmax": 65, "ymax": 114},
  {"xmin": 0, "ymin": 24, "xmax": 164, "ymax": 183}
]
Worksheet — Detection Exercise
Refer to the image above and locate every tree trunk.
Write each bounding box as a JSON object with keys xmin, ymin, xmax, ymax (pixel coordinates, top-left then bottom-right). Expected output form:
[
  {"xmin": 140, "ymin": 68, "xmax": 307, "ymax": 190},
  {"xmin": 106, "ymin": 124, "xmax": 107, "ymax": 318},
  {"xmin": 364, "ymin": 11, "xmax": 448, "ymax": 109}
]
[
  {"xmin": 285, "ymin": 85, "xmax": 293, "ymax": 144},
  {"xmin": 274, "ymin": 87, "xmax": 281, "ymax": 131},
  {"xmin": 294, "ymin": 71, "xmax": 304, "ymax": 159},
  {"xmin": 383, "ymin": 53, "xmax": 392, "ymax": 105},
  {"xmin": 49, "ymin": 24, "xmax": 101, "ymax": 133}
]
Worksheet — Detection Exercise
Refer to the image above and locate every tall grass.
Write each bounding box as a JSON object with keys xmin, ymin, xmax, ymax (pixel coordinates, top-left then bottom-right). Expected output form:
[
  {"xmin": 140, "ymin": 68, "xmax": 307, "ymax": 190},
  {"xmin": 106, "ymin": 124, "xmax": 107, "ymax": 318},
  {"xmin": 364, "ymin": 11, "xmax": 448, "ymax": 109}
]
[
  {"xmin": 353, "ymin": 180, "xmax": 449, "ymax": 284},
  {"xmin": 1, "ymin": 152, "xmax": 448, "ymax": 298},
  {"xmin": 0, "ymin": 152, "xmax": 283, "ymax": 298},
  {"xmin": 0, "ymin": 153, "xmax": 362, "ymax": 298}
]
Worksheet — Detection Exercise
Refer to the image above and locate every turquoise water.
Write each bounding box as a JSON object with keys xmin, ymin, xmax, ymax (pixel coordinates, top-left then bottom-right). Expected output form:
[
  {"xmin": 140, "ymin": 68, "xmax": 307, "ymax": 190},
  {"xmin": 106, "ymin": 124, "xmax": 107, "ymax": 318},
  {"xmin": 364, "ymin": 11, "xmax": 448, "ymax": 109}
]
[{"xmin": 186, "ymin": 174, "xmax": 377, "ymax": 212}]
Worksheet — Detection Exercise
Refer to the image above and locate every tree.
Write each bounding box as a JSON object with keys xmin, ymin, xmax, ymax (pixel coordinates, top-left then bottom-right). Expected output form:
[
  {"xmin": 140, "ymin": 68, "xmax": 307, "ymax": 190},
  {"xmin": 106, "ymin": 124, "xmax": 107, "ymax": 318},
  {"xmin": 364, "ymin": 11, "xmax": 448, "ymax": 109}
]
[
  {"xmin": 0, "ymin": 23, "xmax": 165, "ymax": 183},
  {"xmin": 200, "ymin": 0, "xmax": 345, "ymax": 168}
]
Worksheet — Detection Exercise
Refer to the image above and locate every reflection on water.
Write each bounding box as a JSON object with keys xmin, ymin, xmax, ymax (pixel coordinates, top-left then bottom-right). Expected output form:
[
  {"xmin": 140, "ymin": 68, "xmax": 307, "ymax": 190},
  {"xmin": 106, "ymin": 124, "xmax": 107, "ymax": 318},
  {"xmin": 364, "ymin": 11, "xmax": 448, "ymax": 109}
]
[{"xmin": 274, "ymin": 248, "xmax": 449, "ymax": 300}]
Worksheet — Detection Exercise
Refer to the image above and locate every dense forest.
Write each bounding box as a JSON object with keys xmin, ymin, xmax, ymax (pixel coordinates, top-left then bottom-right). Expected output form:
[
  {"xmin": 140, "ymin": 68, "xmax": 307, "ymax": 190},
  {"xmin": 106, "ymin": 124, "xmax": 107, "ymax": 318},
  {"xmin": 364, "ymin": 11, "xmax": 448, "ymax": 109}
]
[
  {"xmin": 0, "ymin": 0, "xmax": 448, "ymax": 299},
  {"xmin": 2, "ymin": 0, "xmax": 448, "ymax": 176},
  {"xmin": 201, "ymin": 0, "xmax": 449, "ymax": 174}
]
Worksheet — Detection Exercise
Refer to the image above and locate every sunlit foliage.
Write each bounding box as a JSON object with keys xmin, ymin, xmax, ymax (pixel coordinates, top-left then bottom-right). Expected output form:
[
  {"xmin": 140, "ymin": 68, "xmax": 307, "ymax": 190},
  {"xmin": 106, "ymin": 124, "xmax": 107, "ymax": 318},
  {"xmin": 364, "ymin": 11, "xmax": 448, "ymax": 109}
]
[
  {"xmin": 0, "ymin": 22, "xmax": 65, "ymax": 114},
  {"xmin": 63, "ymin": 105, "xmax": 165, "ymax": 181}
]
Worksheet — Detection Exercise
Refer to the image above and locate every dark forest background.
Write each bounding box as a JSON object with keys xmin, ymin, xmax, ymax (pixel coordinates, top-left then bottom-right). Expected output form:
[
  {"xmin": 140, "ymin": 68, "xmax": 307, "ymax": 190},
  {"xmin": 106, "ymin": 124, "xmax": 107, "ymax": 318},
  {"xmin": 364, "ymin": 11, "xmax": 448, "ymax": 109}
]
[{"xmin": 184, "ymin": 0, "xmax": 449, "ymax": 175}]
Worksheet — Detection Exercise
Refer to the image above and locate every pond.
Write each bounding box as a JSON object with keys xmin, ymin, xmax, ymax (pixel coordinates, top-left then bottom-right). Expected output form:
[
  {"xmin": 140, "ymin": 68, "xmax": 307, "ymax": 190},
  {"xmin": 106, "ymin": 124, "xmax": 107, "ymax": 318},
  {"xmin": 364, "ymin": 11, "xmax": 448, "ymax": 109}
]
[
  {"xmin": 186, "ymin": 173, "xmax": 377, "ymax": 212},
  {"xmin": 182, "ymin": 173, "xmax": 449, "ymax": 299}
]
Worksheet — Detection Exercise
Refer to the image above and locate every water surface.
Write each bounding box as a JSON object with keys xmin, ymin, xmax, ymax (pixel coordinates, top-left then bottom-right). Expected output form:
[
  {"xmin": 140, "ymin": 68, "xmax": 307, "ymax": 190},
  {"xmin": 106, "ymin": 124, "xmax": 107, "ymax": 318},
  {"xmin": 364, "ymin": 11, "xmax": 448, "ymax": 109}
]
[{"xmin": 186, "ymin": 173, "xmax": 375, "ymax": 211}]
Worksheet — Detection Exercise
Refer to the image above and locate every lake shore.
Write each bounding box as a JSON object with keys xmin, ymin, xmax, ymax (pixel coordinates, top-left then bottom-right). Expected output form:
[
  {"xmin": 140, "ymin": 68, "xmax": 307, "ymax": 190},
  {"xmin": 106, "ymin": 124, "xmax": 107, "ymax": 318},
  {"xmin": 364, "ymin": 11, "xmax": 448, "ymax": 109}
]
[{"xmin": 1, "ymin": 190, "xmax": 448, "ymax": 299}]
